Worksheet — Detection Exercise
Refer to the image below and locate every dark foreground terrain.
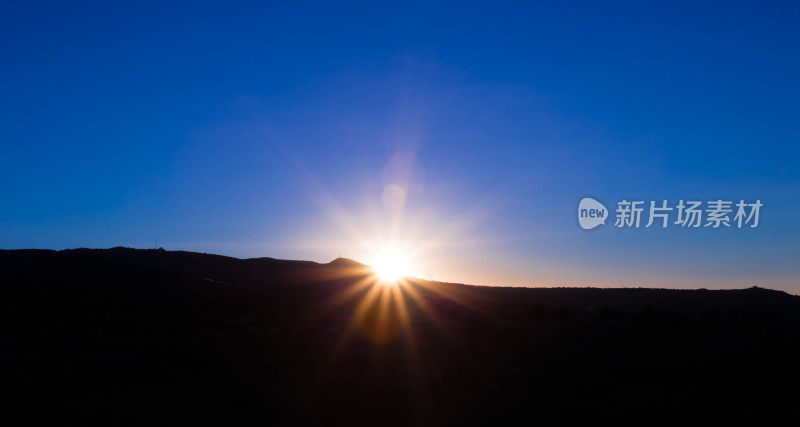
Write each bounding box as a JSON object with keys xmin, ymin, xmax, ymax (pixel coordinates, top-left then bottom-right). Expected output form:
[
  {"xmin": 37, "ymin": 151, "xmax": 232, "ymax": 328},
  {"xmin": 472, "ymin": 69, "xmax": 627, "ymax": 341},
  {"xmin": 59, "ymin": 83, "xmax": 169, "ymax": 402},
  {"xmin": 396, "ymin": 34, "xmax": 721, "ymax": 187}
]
[{"xmin": 2, "ymin": 248, "xmax": 799, "ymax": 425}]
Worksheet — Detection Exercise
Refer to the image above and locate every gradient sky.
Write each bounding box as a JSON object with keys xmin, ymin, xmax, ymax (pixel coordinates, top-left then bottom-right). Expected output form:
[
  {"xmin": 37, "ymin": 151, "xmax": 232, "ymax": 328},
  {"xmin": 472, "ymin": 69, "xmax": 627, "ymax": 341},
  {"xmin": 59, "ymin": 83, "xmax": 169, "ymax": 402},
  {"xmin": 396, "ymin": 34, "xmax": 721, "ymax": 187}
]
[{"xmin": 2, "ymin": 1, "xmax": 799, "ymax": 292}]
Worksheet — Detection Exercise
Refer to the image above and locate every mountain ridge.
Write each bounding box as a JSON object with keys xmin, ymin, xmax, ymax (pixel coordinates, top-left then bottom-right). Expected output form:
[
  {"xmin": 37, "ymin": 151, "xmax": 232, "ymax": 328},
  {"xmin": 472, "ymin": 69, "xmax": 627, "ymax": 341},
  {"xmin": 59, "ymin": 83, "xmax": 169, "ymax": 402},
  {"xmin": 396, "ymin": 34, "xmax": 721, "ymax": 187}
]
[
  {"xmin": 1, "ymin": 246, "xmax": 793, "ymax": 295},
  {"xmin": 3, "ymin": 246, "xmax": 800, "ymax": 423}
]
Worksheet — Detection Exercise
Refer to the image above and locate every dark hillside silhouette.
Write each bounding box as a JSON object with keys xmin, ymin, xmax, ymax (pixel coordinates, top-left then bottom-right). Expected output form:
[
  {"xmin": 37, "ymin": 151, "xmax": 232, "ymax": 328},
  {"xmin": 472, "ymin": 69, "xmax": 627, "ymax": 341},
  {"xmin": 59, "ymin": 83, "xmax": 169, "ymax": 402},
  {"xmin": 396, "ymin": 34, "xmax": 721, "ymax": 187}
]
[{"xmin": 2, "ymin": 248, "xmax": 799, "ymax": 424}]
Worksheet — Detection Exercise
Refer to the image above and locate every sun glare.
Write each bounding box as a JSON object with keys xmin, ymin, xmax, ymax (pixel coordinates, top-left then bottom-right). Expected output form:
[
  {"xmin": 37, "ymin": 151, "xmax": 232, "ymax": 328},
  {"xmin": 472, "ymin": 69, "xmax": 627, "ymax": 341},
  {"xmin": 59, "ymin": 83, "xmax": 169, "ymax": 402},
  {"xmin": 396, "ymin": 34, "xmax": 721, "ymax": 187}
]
[{"xmin": 370, "ymin": 249, "xmax": 412, "ymax": 283}]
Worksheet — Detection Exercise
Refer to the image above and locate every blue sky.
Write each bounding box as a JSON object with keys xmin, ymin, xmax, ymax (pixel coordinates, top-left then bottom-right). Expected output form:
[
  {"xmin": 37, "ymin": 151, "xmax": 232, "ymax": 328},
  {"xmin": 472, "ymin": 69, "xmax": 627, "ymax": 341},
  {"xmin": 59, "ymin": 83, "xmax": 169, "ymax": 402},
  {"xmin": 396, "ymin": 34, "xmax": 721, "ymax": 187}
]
[{"xmin": 1, "ymin": 1, "xmax": 799, "ymax": 291}]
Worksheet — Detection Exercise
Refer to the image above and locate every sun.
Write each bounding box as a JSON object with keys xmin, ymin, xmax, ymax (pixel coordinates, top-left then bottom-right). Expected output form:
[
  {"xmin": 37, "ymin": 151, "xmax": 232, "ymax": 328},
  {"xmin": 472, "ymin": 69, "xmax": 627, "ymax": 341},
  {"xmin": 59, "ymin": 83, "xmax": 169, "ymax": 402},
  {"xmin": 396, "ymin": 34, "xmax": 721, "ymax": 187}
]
[{"xmin": 369, "ymin": 248, "xmax": 412, "ymax": 283}]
